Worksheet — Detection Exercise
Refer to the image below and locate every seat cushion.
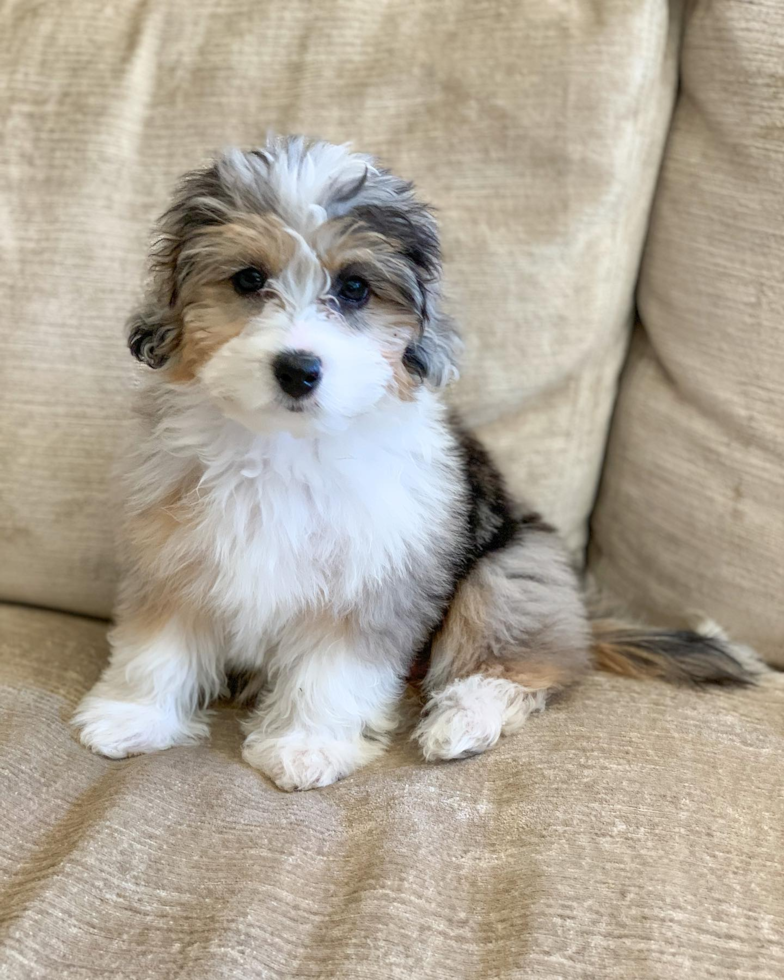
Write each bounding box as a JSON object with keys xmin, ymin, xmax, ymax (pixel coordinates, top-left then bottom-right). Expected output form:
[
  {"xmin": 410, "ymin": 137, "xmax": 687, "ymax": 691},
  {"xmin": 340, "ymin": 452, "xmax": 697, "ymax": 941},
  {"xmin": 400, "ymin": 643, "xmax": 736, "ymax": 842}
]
[
  {"xmin": 0, "ymin": 0, "xmax": 683, "ymax": 618},
  {"xmin": 1, "ymin": 602, "xmax": 782, "ymax": 980},
  {"xmin": 588, "ymin": 1, "xmax": 784, "ymax": 665}
]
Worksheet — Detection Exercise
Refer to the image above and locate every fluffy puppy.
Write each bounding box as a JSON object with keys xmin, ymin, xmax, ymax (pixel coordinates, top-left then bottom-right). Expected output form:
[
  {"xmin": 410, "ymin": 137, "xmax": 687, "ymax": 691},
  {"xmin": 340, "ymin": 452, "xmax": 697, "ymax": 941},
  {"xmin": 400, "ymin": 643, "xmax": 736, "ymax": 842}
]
[{"xmin": 73, "ymin": 136, "xmax": 762, "ymax": 791}]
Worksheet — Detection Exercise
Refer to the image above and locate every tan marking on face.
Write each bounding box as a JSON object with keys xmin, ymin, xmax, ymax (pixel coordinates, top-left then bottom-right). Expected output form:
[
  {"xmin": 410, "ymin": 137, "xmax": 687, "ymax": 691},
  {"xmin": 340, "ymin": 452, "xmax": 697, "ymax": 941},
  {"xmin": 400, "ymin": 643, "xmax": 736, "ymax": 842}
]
[
  {"xmin": 384, "ymin": 351, "xmax": 418, "ymax": 401},
  {"xmin": 312, "ymin": 219, "xmax": 390, "ymax": 275},
  {"xmin": 172, "ymin": 290, "xmax": 249, "ymax": 382},
  {"xmin": 369, "ymin": 302, "xmax": 420, "ymax": 402},
  {"xmin": 314, "ymin": 219, "xmax": 420, "ymax": 310},
  {"xmin": 313, "ymin": 219, "xmax": 423, "ymax": 401},
  {"xmin": 189, "ymin": 216, "xmax": 298, "ymax": 281},
  {"xmin": 166, "ymin": 215, "xmax": 297, "ymax": 382}
]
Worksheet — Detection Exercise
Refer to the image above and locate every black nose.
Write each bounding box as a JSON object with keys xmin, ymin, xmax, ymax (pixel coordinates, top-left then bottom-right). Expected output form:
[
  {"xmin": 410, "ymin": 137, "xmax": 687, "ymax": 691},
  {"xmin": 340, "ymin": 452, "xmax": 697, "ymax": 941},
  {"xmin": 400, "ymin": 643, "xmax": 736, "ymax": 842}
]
[{"xmin": 272, "ymin": 350, "xmax": 322, "ymax": 399}]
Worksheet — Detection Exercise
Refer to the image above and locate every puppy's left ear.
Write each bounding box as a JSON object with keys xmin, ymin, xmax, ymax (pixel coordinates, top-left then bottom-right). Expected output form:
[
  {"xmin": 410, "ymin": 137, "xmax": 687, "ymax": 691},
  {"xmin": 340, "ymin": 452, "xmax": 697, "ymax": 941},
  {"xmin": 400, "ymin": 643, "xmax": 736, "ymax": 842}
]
[
  {"xmin": 127, "ymin": 304, "xmax": 180, "ymax": 369},
  {"xmin": 403, "ymin": 311, "xmax": 461, "ymax": 388},
  {"xmin": 356, "ymin": 189, "xmax": 462, "ymax": 388},
  {"xmin": 398, "ymin": 208, "xmax": 461, "ymax": 388}
]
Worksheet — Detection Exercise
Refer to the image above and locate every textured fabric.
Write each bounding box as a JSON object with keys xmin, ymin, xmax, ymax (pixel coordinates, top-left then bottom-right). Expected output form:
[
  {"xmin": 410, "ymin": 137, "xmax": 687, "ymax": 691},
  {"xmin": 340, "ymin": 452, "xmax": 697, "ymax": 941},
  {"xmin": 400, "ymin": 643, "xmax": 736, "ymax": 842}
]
[
  {"xmin": 0, "ymin": 0, "xmax": 682, "ymax": 618},
  {"xmin": 1, "ymin": 602, "xmax": 783, "ymax": 980},
  {"xmin": 5, "ymin": 4, "xmax": 782, "ymax": 975},
  {"xmin": 589, "ymin": 1, "xmax": 784, "ymax": 665}
]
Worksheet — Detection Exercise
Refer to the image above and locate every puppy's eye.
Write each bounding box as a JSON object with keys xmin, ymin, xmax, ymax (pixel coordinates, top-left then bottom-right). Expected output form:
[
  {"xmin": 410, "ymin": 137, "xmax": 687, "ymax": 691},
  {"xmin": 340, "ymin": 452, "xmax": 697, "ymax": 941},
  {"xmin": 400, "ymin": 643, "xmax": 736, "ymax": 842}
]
[
  {"xmin": 337, "ymin": 275, "xmax": 370, "ymax": 307},
  {"xmin": 231, "ymin": 267, "xmax": 267, "ymax": 295}
]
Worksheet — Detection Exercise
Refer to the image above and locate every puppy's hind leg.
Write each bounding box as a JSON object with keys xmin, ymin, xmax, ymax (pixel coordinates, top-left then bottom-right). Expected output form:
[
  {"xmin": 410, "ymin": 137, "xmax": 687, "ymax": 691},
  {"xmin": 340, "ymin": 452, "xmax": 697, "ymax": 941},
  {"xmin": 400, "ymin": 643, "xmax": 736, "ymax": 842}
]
[{"xmin": 414, "ymin": 526, "xmax": 591, "ymax": 762}]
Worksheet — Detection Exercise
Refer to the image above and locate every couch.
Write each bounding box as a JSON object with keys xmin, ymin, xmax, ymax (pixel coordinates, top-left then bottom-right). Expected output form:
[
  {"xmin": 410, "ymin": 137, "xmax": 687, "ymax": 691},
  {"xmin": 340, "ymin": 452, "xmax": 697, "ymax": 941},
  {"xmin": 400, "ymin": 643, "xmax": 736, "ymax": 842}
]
[{"xmin": 1, "ymin": 2, "xmax": 782, "ymax": 977}]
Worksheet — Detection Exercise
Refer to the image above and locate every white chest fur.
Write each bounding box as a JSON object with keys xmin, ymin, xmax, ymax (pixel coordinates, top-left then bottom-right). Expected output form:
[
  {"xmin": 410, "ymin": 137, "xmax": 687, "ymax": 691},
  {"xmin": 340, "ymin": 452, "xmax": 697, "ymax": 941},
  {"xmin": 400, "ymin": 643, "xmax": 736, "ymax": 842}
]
[{"xmin": 129, "ymin": 385, "xmax": 458, "ymax": 642}]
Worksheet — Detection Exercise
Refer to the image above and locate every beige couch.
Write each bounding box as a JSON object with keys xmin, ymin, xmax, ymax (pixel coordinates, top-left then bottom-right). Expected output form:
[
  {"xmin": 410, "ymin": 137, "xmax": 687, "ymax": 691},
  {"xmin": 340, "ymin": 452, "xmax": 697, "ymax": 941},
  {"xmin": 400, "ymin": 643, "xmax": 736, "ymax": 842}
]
[{"xmin": 1, "ymin": 2, "xmax": 782, "ymax": 978}]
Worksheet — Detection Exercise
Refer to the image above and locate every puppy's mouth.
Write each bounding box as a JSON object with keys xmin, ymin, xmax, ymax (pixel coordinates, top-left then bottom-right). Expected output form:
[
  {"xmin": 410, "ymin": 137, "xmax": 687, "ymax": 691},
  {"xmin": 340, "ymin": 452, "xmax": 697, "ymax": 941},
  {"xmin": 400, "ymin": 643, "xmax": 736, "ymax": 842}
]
[{"xmin": 276, "ymin": 392, "xmax": 317, "ymax": 415}]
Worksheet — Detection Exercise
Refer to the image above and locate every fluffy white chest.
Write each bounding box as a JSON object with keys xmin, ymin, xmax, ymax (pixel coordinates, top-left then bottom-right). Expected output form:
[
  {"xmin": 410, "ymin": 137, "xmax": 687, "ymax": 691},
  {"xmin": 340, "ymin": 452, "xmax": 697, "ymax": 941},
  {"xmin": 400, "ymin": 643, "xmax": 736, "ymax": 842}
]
[
  {"xmin": 140, "ymin": 390, "xmax": 458, "ymax": 638},
  {"xmin": 207, "ymin": 432, "xmax": 444, "ymax": 619}
]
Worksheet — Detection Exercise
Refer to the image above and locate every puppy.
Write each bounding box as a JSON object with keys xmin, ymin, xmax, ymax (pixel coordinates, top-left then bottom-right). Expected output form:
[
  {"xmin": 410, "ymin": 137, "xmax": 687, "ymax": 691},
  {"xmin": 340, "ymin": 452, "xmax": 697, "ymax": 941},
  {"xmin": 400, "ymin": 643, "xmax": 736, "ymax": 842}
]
[{"xmin": 73, "ymin": 136, "xmax": 761, "ymax": 791}]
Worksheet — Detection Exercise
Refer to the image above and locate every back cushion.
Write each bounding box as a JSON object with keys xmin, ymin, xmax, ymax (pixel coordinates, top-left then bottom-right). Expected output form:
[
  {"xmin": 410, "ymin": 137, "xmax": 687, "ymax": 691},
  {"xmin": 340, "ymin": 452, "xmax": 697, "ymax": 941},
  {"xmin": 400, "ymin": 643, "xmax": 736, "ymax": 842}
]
[
  {"xmin": 589, "ymin": 1, "xmax": 784, "ymax": 664},
  {"xmin": 0, "ymin": 0, "xmax": 680, "ymax": 618}
]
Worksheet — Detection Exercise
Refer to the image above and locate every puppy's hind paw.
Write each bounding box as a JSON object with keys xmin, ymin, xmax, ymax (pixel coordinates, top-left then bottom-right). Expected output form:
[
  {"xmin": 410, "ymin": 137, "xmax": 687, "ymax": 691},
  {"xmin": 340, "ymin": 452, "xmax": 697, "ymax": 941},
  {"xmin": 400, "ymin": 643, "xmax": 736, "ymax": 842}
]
[{"xmin": 414, "ymin": 675, "xmax": 545, "ymax": 762}]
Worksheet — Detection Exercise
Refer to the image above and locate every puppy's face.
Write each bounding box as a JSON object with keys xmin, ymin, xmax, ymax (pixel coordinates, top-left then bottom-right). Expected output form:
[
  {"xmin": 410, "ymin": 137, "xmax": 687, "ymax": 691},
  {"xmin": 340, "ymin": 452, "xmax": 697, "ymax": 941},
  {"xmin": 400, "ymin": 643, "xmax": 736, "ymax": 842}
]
[{"xmin": 130, "ymin": 138, "xmax": 459, "ymax": 434}]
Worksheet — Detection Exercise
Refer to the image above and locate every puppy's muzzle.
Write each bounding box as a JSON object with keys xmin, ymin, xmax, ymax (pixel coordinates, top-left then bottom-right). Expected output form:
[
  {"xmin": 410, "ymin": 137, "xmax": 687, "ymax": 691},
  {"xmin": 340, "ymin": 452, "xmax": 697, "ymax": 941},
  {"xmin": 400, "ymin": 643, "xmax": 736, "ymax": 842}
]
[{"xmin": 272, "ymin": 350, "xmax": 322, "ymax": 399}]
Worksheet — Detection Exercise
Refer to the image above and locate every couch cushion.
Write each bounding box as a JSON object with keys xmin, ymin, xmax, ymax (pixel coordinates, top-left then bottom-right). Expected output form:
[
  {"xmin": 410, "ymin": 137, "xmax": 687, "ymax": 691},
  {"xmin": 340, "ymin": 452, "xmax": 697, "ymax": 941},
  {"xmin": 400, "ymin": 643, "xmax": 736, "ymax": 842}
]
[
  {"xmin": 588, "ymin": 2, "xmax": 784, "ymax": 664},
  {"xmin": 0, "ymin": 0, "xmax": 682, "ymax": 618},
  {"xmin": 1, "ymin": 602, "xmax": 782, "ymax": 979}
]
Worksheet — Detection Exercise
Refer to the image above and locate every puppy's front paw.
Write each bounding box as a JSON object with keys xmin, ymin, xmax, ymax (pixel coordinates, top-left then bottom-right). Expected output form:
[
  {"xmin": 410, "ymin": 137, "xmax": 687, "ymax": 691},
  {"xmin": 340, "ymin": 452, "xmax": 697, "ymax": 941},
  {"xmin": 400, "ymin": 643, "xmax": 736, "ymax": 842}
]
[
  {"xmin": 73, "ymin": 694, "xmax": 208, "ymax": 759},
  {"xmin": 242, "ymin": 732, "xmax": 384, "ymax": 791}
]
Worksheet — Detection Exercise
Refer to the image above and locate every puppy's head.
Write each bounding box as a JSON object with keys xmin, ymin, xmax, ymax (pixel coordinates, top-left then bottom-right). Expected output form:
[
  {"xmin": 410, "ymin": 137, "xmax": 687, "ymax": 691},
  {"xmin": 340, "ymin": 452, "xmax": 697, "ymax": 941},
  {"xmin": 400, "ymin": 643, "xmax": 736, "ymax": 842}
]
[{"xmin": 130, "ymin": 137, "xmax": 459, "ymax": 433}]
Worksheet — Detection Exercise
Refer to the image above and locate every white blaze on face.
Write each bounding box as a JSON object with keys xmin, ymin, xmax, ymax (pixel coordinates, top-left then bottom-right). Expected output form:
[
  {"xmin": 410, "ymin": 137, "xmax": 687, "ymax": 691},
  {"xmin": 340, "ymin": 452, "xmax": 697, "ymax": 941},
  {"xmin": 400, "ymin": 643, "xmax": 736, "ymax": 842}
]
[{"xmin": 197, "ymin": 233, "xmax": 393, "ymax": 436}]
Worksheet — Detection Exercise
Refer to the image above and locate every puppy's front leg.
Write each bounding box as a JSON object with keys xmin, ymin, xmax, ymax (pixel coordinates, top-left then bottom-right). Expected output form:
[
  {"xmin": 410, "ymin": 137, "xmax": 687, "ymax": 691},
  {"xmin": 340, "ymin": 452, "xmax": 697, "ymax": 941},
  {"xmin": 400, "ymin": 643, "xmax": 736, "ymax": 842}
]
[
  {"xmin": 73, "ymin": 608, "xmax": 219, "ymax": 759},
  {"xmin": 242, "ymin": 614, "xmax": 404, "ymax": 791}
]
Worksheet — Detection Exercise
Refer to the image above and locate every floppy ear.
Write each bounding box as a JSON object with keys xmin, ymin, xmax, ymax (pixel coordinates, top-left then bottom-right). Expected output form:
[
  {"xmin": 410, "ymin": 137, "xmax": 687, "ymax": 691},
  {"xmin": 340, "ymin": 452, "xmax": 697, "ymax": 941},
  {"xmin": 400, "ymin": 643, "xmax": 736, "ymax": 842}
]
[
  {"xmin": 403, "ymin": 311, "xmax": 462, "ymax": 389},
  {"xmin": 127, "ymin": 162, "xmax": 233, "ymax": 369},
  {"xmin": 127, "ymin": 304, "xmax": 181, "ymax": 369},
  {"xmin": 387, "ymin": 205, "xmax": 461, "ymax": 389},
  {"xmin": 126, "ymin": 198, "xmax": 185, "ymax": 368},
  {"xmin": 351, "ymin": 185, "xmax": 462, "ymax": 388}
]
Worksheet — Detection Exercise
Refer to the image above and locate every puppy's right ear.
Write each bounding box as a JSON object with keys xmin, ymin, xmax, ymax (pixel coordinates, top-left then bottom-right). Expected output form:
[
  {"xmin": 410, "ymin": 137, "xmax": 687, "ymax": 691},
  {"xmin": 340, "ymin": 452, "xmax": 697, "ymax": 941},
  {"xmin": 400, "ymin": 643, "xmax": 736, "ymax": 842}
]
[
  {"xmin": 127, "ymin": 304, "xmax": 180, "ymax": 369},
  {"xmin": 127, "ymin": 161, "xmax": 234, "ymax": 370}
]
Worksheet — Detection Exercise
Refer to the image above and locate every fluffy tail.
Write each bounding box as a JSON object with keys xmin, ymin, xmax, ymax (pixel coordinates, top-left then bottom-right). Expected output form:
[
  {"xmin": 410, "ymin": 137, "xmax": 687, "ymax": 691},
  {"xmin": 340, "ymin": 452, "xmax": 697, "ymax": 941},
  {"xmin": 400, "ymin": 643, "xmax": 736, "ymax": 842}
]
[{"xmin": 591, "ymin": 618, "xmax": 766, "ymax": 687}]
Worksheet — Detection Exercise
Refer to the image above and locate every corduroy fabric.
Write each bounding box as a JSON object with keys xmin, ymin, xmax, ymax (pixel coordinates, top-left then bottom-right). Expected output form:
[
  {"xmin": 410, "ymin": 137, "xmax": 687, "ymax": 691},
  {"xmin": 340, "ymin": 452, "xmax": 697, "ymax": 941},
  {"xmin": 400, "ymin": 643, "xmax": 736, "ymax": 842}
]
[
  {"xmin": 589, "ymin": 0, "xmax": 784, "ymax": 665},
  {"xmin": 0, "ymin": 0, "xmax": 681, "ymax": 617},
  {"xmin": 1, "ymin": 603, "xmax": 782, "ymax": 980}
]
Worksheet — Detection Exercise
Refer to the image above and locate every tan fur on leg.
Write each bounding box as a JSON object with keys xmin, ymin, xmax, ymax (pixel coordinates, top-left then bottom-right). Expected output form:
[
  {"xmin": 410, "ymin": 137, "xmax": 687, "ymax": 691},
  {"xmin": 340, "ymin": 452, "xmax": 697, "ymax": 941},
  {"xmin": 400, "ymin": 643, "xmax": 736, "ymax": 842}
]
[{"xmin": 415, "ymin": 529, "xmax": 591, "ymax": 761}]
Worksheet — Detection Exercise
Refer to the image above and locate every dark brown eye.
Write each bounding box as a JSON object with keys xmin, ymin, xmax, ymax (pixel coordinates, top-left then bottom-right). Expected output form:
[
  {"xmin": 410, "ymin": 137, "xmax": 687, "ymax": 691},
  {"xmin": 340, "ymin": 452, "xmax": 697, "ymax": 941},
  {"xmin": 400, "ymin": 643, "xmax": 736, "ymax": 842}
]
[
  {"xmin": 231, "ymin": 267, "xmax": 267, "ymax": 295},
  {"xmin": 337, "ymin": 275, "xmax": 370, "ymax": 307}
]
